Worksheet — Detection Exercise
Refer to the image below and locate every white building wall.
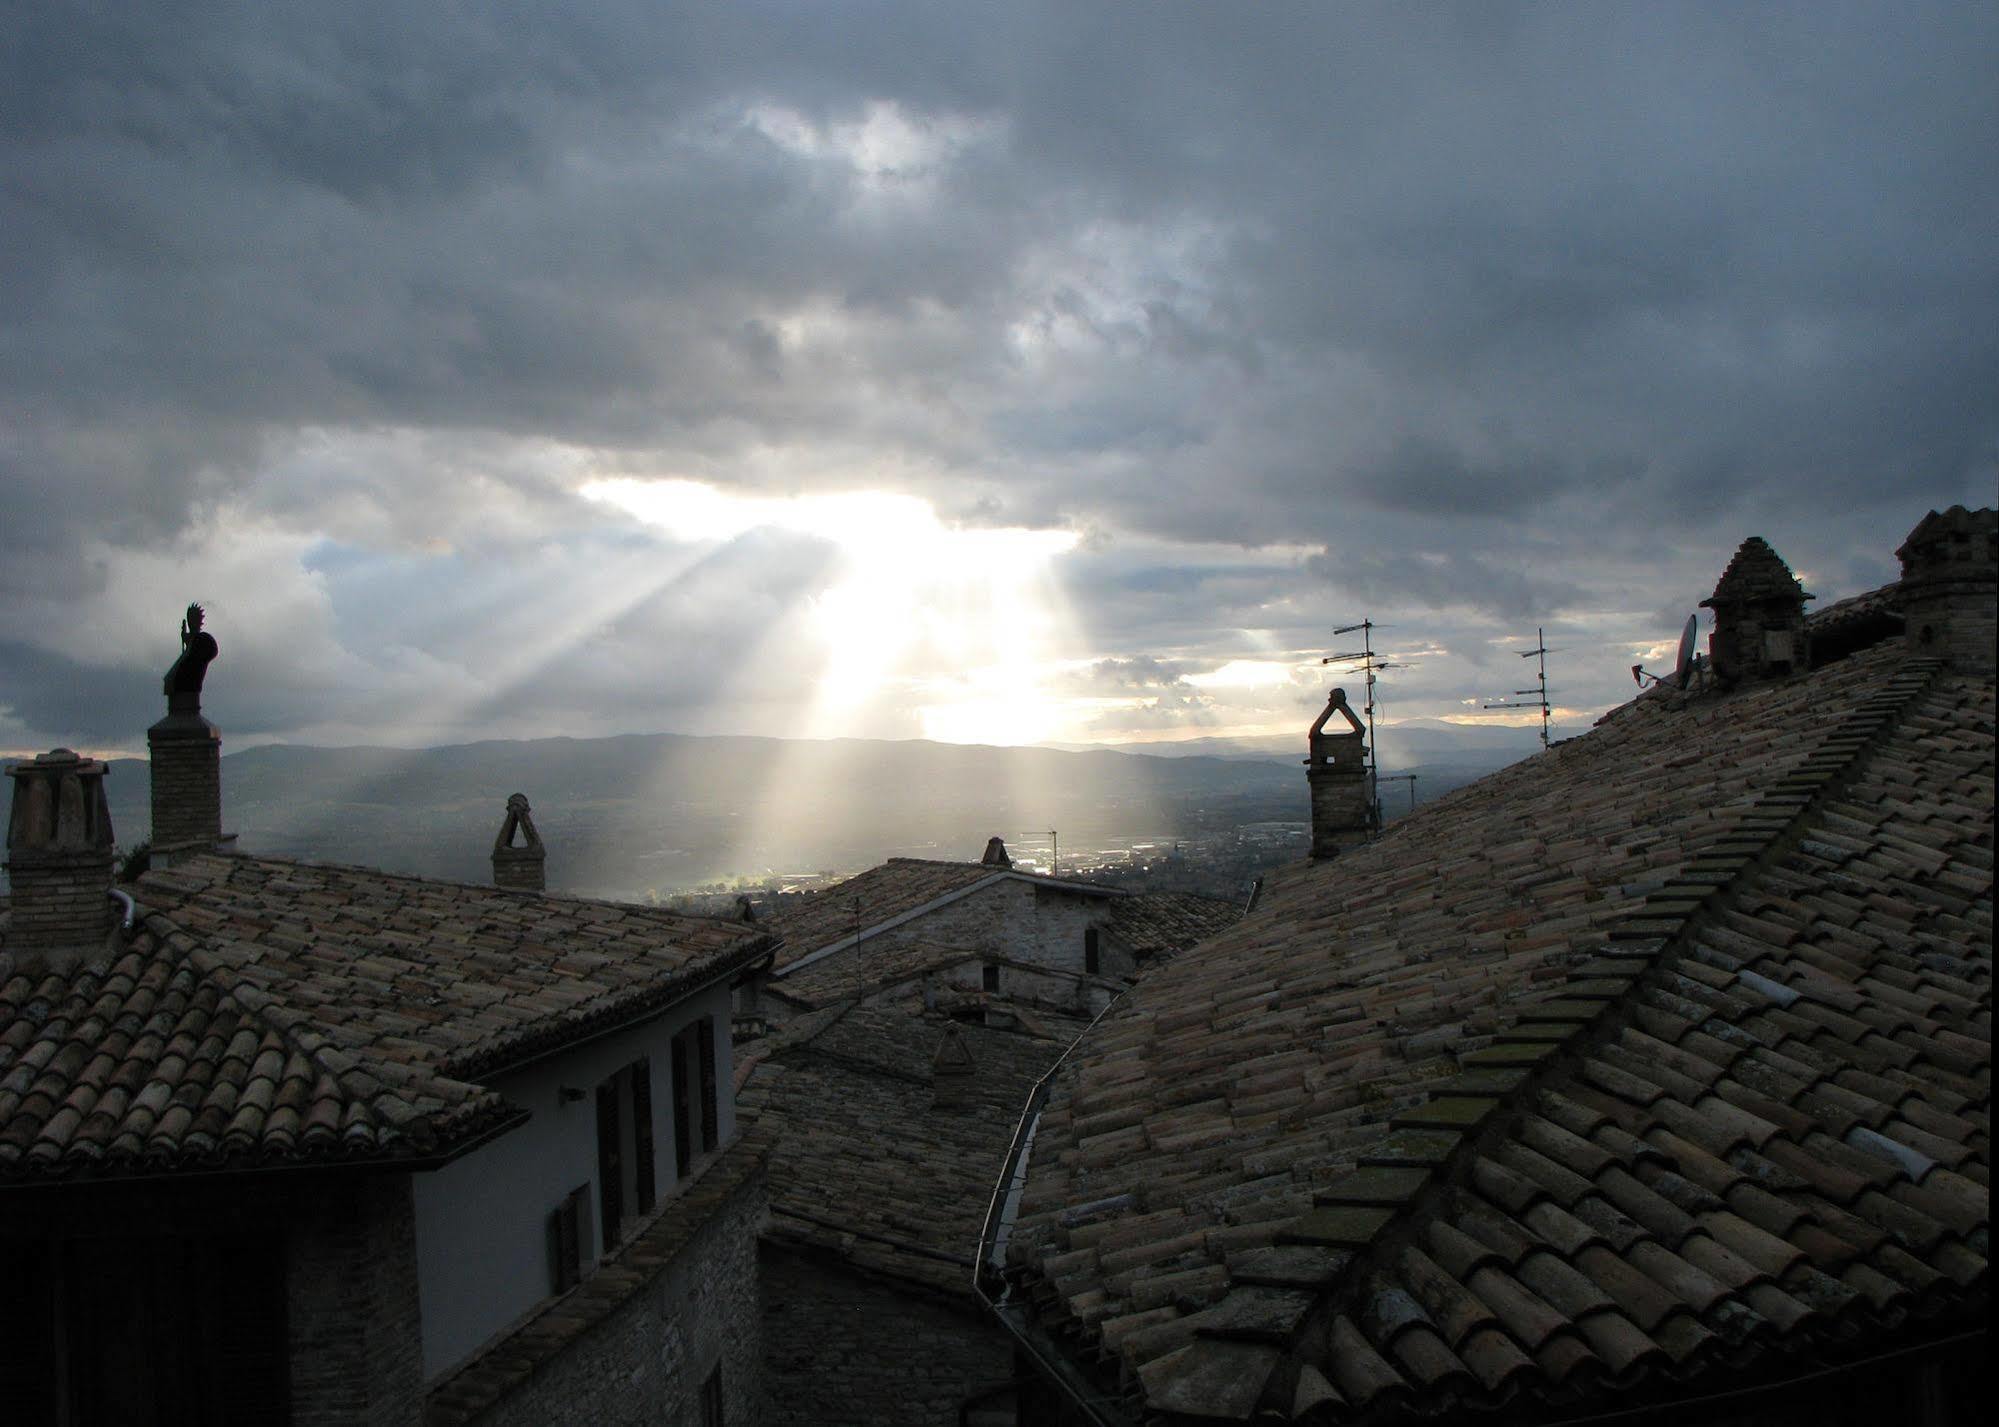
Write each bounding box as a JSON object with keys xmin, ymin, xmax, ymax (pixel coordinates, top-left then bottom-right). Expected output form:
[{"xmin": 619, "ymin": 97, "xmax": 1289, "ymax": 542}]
[{"xmin": 410, "ymin": 981, "xmax": 736, "ymax": 1382}]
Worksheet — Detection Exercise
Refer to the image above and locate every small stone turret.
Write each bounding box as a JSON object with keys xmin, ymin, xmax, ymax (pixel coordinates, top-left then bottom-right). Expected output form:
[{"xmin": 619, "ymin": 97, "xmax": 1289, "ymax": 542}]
[
  {"xmin": 5, "ymin": 749, "xmax": 117, "ymax": 974},
  {"xmin": 148, "ymin": 602, "xmax": 224, "ymax": 862},
  {"xmin": 1306, "ymin": 688, "xmax": 1372, "ymax": 859},
  {"xmin": 1700, "ymin": 537, "xmax": 1812, "ymax": 686},
  {"xmin": 980, "ymin": 836, "xmax": 1011, "ymax": 869},
  {"xmin": 492, "ymin": 793, "xmax": 547, "ymax": 892},
  {"xmin": 930, "ymin": 1023, "xmax": 977, "ymax": 1110},
  {"xmin": 1897, "ymin": 506, "xmax": 1997, "ymax": 672}
]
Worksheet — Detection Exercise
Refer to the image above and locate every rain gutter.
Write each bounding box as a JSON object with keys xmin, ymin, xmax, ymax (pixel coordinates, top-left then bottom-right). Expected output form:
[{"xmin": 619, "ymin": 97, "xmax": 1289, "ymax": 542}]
[{"xmin": 972, "ymin": 985, "xmax": 1138, "ymax": 1427}]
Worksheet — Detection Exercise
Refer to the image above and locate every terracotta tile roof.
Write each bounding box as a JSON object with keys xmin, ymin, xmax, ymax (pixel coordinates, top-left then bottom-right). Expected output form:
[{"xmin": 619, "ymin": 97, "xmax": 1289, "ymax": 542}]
[
  {"xmin": 1001, "ymin": 642, "xmax": 1990, "ymax": 1421},
  {"xmin": 0, "ymin": 853, "xmax": 773, "ymax": 1182},
  {"xmin": 770, "ymin": 939, "xmax": 984, "ymax": 1012},
  {"xmin": 742, "ymin": 1002, "xmax": 1067, "ymax": 1295},
  {"xmin": 1108, "ymin": 891, "xmax": 1245, "ymax": 958}
]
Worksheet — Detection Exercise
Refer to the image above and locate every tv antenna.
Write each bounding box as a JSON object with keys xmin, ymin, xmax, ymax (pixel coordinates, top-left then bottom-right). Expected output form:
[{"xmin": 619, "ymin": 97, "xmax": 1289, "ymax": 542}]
[
  {"xmin": 1633, "ymin": 614, "xmax": 1702, "ymax": 692},
  {"xmin": 1323, "ymin": 619, "xmax": 1402, "ymax": 830},
  {"xmin": 1378, "ymin": 772, "xmax": 1419, "ymax": 817},
  {"xmin": 1047, "ymin": 829, "xmax": 1057, "ymax": 878},
  {"xmin": 1483, "ymin": 627, "xmax": 1553, "ymax": 749}
]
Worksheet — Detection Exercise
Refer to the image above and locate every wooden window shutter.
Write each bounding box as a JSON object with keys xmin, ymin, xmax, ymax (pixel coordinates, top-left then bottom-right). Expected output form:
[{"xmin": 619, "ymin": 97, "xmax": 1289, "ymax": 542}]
[
  {"xmin": 632, "ymin": 1055, "xmax": 657, "ymax": 1213},
  {"xmin": 671, "ymin": 1027, "xmax": 693, "ymax": 1180},
  {"xmin": 697, "ymin": 1016, "xmax": 720, "ymax": 1153},
  {"xmin": 596, "ymin": 1081, "xmax": 624, "ymax": 1250},
  {"xmin": 548, "ymin": 1186, "xmax": 584, "ymax": 1293}
]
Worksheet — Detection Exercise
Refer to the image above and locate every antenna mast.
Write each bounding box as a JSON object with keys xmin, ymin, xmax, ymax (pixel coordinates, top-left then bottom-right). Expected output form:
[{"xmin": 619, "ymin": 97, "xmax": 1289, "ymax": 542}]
[
  {"xmin": 1483, "ymin": 627, "xmax": 1552, "ymax": 749},
  {"xmin": 1323, "ymin": 619, "xmax": 1401, "ymax": 832}
]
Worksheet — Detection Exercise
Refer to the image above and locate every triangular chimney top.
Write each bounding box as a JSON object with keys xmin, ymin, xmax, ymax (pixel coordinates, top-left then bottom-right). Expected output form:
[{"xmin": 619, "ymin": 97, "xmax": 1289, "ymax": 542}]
[
  {"xmin": 981, "ymin": 836, "xmax": 1011, "ymax": 868},
  {"xmin": 492, "ymin": 793, "xmax": 547, "ymax": 892},
  {"xmin": 931, "ymin": 1023, "xmax": 978, "ymax": 1109},
  {"xmin": 1702, "ymin": 537, "xmax": 1813, "ymax": 609}
]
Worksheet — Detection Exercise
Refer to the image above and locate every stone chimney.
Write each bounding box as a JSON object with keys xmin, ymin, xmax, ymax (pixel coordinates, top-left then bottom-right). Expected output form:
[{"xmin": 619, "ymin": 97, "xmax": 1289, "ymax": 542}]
[
  {"xmin": 930, "ymin": 1023, "xmax": 977, "ymax": 1110},
  {"xmin": 980, "ymin": 836, "xmax": 1011, "ymax": 869},
  {"xmin": 1897, "ymin": 506, "xmax": 1997, "ymax": 672},
  {"xmin": 5, "ymin": 750, "xmax": 117, "ymax": 974},
  {"xmin": 1306, "ymin": 687, "xmax": 1372, "ymax": 858},
  {"xmin": 492, "ymin": 793, "xmax": 547, "ymax": 891},
  {"xmin": 147, "ymin": 602, "xmax": 224, "ymax": 864},
  {"xmin": 1700, "ymin": 537, "xmax": 1812, "ymax": 686}
]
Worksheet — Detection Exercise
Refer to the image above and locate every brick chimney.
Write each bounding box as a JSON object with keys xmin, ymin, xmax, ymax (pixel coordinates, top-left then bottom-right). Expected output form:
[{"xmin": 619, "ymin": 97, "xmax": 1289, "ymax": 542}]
[
  {"xmin": 1700, "ymin": 537, "xmax": 1812, "ymax": 686},
  {"xmin": 1306, "ymin": 687, "xmax": 1372, "ymax": 858},
  {"xmin": 1897, "ymin": 506, "xmax": 1997, "ymax": 673},
  {"xmin": 930, "ymin": 1023, "xmax": 977, "ymax": 1110},
  {"xmin": 492, "ymin": 793, "xmax": 547, "ymax": 891},
  {"xmin": 5, "ymin": 750, "xmax": 117, "ymax": 974},
  {"xmin": 980, "ymin": 836, "xmax": 1011, "ymax": 869},
  {"xmin": 147, "ymin": 602, "xmax": 224, "ymax": 864}
]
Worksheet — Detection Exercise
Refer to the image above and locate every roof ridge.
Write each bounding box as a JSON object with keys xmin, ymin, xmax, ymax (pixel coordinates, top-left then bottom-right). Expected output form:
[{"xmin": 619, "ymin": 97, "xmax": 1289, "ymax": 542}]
[
  {"xmin": 1221, "ymin": 657, "xmax": 1953, "ymax": 1401},
  {"xmin": 143, "ymin": 851, "xmax": 752, "ymax": 927}
]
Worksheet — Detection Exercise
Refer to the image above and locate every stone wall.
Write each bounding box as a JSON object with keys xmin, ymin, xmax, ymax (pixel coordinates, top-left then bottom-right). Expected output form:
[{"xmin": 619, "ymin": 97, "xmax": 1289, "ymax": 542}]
[
  {"xmin": 447, "ymin": 1138, "xmax": 768, "ymax": 1427},
  {"xmin": 288, "ymin": 1174, "xmax": 426, "ymax": 1427},
  {"xmin": 763, "ymin": 1245, "xmax": 1010, "ymax": 1427},
  {"xmin": 868, "ymin": 880, "xmax": 1109, "ymax": 983}
]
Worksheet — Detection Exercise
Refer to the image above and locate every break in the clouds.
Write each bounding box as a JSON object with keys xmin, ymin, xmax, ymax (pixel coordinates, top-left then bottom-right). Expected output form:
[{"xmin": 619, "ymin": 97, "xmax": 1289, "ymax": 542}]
[{"xmin": 3, "ymin": 2, "xmax": 1995, "ymax": 755}]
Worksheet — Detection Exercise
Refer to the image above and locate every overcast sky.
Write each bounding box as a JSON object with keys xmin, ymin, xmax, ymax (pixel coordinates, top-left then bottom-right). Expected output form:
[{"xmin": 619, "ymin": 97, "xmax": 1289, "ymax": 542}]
[{"xmin": 4, "ymin": 2, "xmax": 1994, "ymax": 756}]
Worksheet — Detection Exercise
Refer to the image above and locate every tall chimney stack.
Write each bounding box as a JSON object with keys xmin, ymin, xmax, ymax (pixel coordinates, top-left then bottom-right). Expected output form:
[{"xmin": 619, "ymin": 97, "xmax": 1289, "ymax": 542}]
[
  {"xmin": 1306, "ymin": 687, "xmax": 1372, "ymax": 859},
  {"xmin": 492, "ymin": 793, "xmax": 547, "ymax": 892},
  {"xmin": 1897, "ymin": 506, "xmax": 1997, "ymax": 673},
  {"xmin": 147, "ymin": 602, "xmax": 223, "ymax": 864},
  {"xmin": 1700, "ymin": 538, "xmax": 1811, "ymax": 686},
  {"xmin": 5, "ymin": 750, "xmax": 117, "ymax": 975}
]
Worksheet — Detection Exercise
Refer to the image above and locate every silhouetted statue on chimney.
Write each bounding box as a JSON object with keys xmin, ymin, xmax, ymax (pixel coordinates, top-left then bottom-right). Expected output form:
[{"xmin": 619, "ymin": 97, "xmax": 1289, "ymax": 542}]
[{"xmin": 162, "ymin": 603, "xmax": 219, "ymax": 710}]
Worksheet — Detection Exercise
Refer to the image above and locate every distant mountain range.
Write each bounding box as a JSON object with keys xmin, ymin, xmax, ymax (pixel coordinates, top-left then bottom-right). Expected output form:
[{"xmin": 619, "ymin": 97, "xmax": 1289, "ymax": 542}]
[
  {"xmin": 1054, "ymin": 717, "xmax": 1586, "ymax": 769},
  {"xmin": 68, "ymin": 723, "xmax": 1549, "ymax": 900}
]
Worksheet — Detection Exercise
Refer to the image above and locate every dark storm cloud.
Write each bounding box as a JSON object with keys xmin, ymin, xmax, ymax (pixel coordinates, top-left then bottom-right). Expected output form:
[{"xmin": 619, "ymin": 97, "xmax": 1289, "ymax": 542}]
[{"xmin": 3, "ymin": 1, "xmax": 1995, "ymax": 745}]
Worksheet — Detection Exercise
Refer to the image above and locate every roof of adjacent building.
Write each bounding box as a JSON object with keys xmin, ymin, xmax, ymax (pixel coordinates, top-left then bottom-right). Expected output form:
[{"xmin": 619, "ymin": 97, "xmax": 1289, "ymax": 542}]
[
  {"xmin": 1000, "ymin": 634, "xmax": 1990, "ymax": 1423},
  {"xmin": 0, "ymin": 852, "xmax": 774, "ymax": 1184},
  {"xmin": 770, "ymin": 855, "xmax": 1127, "ymax": 971},
  {"xmin": 741, "ymin": 1000, "xmax": 1079, "ymax": 1295},
  {"xmin": 1107, "ymin": 891, "xmax": 1246, "ymax": 958}
]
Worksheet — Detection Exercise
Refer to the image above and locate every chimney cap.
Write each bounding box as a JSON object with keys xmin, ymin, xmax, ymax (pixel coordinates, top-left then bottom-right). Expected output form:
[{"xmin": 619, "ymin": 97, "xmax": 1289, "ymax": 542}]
[
  {"xmin": 7, "ymin": 748, "xmax": 114, "ymax": 856},
  {"xmin": 981, "ymin": 836, "xmax": 1011, "ymax": 868},
  {"xmin": 1701, "ymin": 536, "xmax": 1813, "ymax": 609},
  {"xmin": 1897, "ymin": 505, "xmax": 1997, "ymax": 575}
]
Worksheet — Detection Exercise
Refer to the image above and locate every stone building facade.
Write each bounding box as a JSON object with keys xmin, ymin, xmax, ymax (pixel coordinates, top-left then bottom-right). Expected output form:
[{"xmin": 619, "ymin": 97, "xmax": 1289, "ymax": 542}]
[{"xmin": 762, "ymin": 1246, "xmax": 1009, "ymax": 1427}]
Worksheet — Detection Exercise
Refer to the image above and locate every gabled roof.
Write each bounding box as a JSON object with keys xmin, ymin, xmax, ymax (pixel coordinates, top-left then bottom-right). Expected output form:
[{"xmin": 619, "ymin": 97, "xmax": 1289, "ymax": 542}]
[
  {"xmin": 741, "ymin": 1001, "xmax": 1076, "ymax": 1295},
  {"xmin": 999, "ymin": 639, "xmax": 1990, "ymax": 1422},
  {"xmin": 770, "ymin": 855, "xmax": 1124, "ymax": 976},
  {"xmin": 0, "ymin": 853, "xmax": 774, "ymax": 1183}
]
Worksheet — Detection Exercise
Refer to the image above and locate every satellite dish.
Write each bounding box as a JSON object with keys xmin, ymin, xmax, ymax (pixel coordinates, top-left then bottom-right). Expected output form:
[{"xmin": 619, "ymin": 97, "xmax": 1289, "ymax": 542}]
[{"xmin": 1673, "ymin": 614, "xmax": 1698, "ymax": 689}]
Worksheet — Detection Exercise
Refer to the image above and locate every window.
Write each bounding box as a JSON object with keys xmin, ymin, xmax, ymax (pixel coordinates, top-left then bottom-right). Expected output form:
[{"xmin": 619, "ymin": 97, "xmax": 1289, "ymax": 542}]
[
  {"xmin": 670, "ymin": 1015, "xmax": 723, "ymax": 1177},
  {"xmin": 548, "ymin": 1184, "xmax": 588, "ymax": 1293},
  {"xmin": 982, "ymin": 963, "xmax": 1000, "ymax": 993},
  {"xmin": 591, "ymin": 1058, "xmax": 657, "ymax": 1256},
  {"xmin": 700, "ymin": 1365, "xmax": 725, "ymax": 1427},
  {"xmin": 1084, "ymin": 927, "xmax": 1101, "ymax": 976}
]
